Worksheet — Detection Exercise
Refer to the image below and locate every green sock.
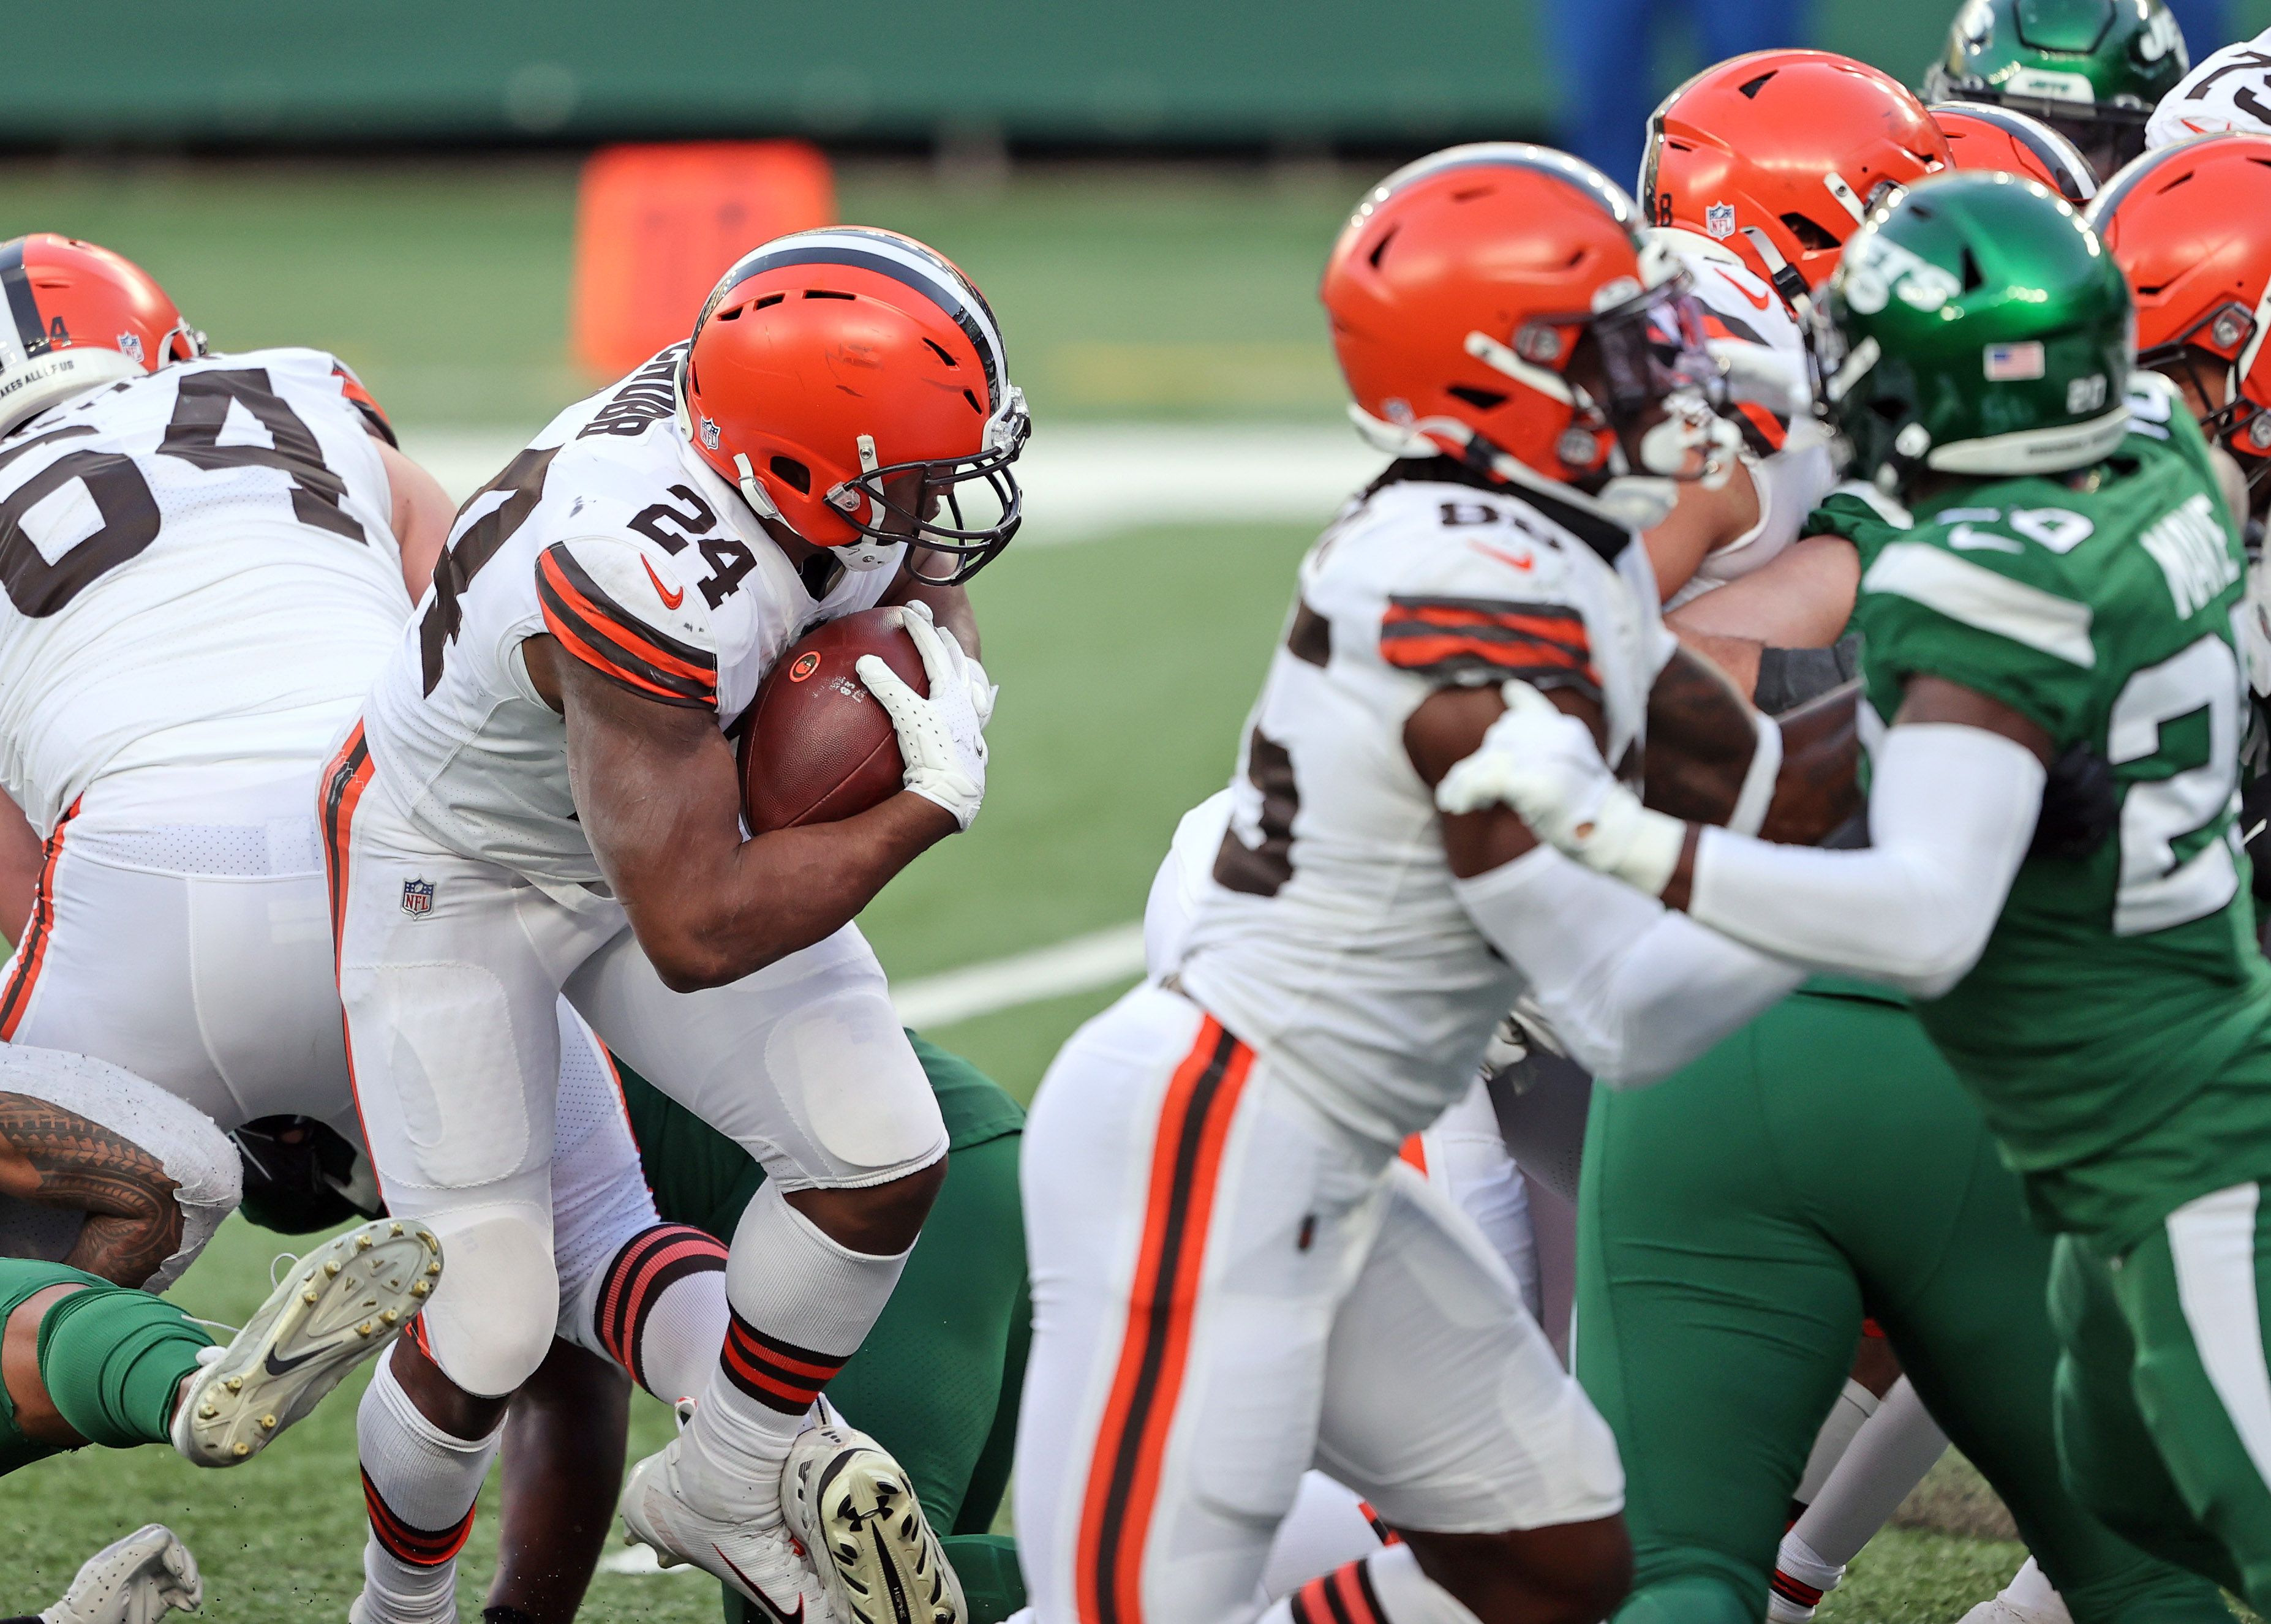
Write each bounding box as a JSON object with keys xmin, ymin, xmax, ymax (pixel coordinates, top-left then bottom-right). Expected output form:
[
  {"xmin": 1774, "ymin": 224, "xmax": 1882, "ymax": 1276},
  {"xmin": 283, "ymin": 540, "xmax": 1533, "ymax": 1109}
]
[
  {"xmin": 37, "ymin": 1282, "xmax": 214, "ymax": 1449},
  {"xmin": 941, "ymin": 1535, "xmax": 1025, "ymax": 1624}
]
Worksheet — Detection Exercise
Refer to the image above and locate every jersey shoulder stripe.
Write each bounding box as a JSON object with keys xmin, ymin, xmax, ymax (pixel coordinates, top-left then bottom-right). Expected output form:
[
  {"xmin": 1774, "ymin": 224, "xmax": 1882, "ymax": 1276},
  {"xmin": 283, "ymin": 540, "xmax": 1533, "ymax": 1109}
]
[
  {"xmin": 1861, "ymin": 541, "xmax": 2096, "ymax": 667},
  {"xmin": 329, "ymin": 361, "xmax": 396, "ymax": 446},
  {"xmin": 537, "ymin": 543, "xmax": 718, "ymax": 709},
  {"xmin": 1379, "ymin": 595, "xmax": 1600, "ymax": 694}
]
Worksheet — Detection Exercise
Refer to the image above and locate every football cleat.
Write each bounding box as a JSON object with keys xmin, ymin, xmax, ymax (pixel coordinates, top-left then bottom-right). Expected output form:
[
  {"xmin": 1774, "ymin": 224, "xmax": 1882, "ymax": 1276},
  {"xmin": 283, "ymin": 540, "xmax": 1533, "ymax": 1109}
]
[
  {"xmin": 619, "ymin": 1418, "xmax": 838, "ymax": 1624},
  {"xmin": 170, "ymin": 1217, "xmax": 441, "ymax": 1467},
  {"xmin": 785, "ymin": 1411, "xmax": 966, "ymax": 1624}
]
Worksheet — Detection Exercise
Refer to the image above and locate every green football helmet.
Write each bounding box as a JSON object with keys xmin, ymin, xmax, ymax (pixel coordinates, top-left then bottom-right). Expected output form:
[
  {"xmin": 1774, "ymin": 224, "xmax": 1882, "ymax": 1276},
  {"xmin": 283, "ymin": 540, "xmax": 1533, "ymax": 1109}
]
[
  {"xmin": 1820, "ymin": 170, "xmax": 2133, "ymax": 498},
  {"xmin": 1922, "ymin": 0, "xmax": 2188, "ymax": 178}
]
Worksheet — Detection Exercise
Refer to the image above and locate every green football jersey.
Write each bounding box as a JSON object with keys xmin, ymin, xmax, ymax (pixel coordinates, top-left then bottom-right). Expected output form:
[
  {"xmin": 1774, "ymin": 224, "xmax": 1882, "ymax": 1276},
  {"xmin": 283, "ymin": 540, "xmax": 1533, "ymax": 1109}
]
[{"xmin": 1851, "ymin": 380, "xmax": 2271, "ymax": 1249}]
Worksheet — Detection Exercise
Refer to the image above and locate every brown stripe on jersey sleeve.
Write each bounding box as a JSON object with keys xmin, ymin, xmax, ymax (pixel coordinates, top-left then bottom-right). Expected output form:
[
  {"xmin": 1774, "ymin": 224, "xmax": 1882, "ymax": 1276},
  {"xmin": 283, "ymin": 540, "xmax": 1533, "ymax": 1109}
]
[
  {"xmin": 536, "ymin": 544, "xmax": 717, "ymax": 710},
  {"xmin": 1380, "ymin": 596, "xmax": 1600, "ymax": 698}
]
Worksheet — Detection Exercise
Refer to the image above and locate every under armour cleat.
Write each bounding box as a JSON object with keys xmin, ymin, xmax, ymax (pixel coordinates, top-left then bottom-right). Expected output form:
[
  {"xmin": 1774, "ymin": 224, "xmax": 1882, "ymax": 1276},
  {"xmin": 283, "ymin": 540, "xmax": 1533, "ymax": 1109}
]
[
  {"xmin": 785, "ymin": 1413, "xmax": 965, "ymax": 1624},
  {"xmin": 171, "ymin": 1217, "xmax": 441, "ymax": 1467},
  {"xmin": 619, "ymin": 1426, "xmax": 838, "ymax": 1624}
]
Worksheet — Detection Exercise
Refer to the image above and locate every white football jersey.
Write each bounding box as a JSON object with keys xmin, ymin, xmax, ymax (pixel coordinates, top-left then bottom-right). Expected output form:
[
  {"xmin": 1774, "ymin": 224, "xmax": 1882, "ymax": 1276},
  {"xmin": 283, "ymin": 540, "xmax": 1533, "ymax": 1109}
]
[
  {"xmin": 1652, "ymin": 228, "xmax": 1837, "ymax": 609},
  {"xmin": 0, "ymin": 348, "xmax": 403, "ymax": 835},
  {"xmin": 359, "ymin": 347, "xmax": 903, "ymax": 893},
  {"xmin": 2148, "ymin": 28, "xmax": 2271, "ymax": 148},
  {"xmin": 1172, "ymin": 472, "xmax": 1672, "ymax": 1148}
]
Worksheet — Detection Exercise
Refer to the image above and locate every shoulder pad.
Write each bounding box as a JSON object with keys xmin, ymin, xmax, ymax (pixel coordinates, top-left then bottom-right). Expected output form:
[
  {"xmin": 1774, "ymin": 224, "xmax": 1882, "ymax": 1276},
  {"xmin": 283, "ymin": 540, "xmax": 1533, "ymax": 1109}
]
[{"xmin": 537, "ymin": 534, "xmax": 718, "ymax": 709}]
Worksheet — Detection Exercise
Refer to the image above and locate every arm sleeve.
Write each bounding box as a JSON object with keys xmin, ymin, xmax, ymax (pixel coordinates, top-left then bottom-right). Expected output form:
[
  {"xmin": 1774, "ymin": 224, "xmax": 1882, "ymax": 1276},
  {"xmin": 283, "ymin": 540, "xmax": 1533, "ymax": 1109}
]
[
  {"xmin": 1686, "ymin": 723, "xmax": 2044, "ymax": 998},
  {"xmin": 1450, "ymin": 845, "xmax": 1806, "ymax": 1088},
  {"xmin": 535, "ymin": 536, "xmax": 718, "ymax": 711}
]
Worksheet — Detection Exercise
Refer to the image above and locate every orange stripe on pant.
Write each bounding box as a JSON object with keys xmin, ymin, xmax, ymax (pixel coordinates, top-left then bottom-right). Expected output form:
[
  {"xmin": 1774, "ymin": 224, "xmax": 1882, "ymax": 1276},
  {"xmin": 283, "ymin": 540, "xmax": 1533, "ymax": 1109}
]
[
  {"xmin": 316, "ymin": 723, "xmax": 383, "ymax": 1207},
  {"xmin": 1074, "ymin": 1014, "xmax": 1256, "ymax": 1624},
  {"xmin": 0, "ymin": 795, "xmax": 78, "ymax": 1040}
]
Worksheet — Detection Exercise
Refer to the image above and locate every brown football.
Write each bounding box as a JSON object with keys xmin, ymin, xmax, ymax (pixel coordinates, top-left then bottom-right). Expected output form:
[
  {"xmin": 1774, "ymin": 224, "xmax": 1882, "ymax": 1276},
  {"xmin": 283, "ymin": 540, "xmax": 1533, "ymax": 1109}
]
[{"xmin": 740, "ymin": 608, "xmax": 927, "ymax": 834}]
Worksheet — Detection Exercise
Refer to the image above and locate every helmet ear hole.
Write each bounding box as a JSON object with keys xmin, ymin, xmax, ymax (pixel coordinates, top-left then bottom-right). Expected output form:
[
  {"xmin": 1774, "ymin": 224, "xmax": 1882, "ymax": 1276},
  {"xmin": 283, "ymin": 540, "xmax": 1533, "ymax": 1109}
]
[
  {"xmin": 1781, "ymin": 212, "xmax": 1843, "ymax": 252},
  {"xmin": 769, "ymin": 456, "xmax": 812, "ymax": 494}
]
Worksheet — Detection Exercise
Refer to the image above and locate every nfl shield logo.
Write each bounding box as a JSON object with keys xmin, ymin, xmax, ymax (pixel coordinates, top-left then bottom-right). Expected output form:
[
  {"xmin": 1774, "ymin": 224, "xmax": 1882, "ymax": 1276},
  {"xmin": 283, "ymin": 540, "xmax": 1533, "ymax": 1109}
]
[
  {"xmin": 400, "ymin": 878, "xmax": 435, "ymax": 917},
  {"xmin": 1705, "ymin": 202, "xmax": 1736, "ymax": 240}
]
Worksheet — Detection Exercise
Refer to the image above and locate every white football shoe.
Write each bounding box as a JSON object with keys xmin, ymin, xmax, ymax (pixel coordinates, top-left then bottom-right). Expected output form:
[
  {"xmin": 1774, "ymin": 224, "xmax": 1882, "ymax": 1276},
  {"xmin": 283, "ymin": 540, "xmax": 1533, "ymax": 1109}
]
[
  {"xmin": 619, "ymin": 1410, "xmax": 838, "ymax": 1624},
  {"xmin": 785, "ymin": 1408, "xmax": 966, "ymax": 1624},
  {"xmin": 170, "ymin": 1217, "xmax": 441, "ymax": 1467},
  {"xmin": 1956, "ymin": 1559, "xmax": 2073, "ymax": 1624}
]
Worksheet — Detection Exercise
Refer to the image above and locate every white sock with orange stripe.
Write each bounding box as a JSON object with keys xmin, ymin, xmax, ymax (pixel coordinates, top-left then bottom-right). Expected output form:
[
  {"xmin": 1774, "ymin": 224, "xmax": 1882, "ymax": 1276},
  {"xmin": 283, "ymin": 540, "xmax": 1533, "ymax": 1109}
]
[
  {"xmin": 1265, "ymin": 1547, "xmax": 1482, "ymax": 1624},
  {"xmin": 674, "ymin": 1181, "xmax": 911, "ymax": 1523},
  {"xmin": 355, "ymin": 1351, "xmax": 502, "ymax": 1624}
]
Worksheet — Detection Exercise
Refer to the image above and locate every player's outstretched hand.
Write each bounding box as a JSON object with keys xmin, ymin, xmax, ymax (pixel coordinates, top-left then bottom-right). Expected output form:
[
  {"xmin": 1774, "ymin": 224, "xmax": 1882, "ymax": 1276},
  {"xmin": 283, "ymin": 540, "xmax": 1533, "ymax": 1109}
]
[
  {"xmin": 41, "ymin": 1524, "xmax": 202, "ymax": 1624},
  {"xmin": 857, "ymin": 606, "xmax": 990, "ymax": 830},
  {"xmin": 1436, "ymin": 680, "xmax": 1684, "ymax": 896}
]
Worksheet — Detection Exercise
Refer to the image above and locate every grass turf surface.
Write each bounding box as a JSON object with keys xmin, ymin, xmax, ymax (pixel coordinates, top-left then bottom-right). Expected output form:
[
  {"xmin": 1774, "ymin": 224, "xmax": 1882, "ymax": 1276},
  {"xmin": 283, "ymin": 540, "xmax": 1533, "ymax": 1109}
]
[{"xmin": 0, "ymin": 159, "xmax": 2079, "ymax": 1619}]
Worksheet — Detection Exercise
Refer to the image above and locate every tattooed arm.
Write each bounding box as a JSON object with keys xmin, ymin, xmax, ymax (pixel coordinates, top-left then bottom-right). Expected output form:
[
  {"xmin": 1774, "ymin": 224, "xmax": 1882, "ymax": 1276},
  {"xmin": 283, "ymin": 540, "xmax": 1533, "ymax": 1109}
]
[
  {"xmin": 1640, "ymin": 647, "xmax": 1861, "ymax": 845},
  {"xmin": 0, "ymin": 1092, "xmax": 181, "ymax": 1287}
]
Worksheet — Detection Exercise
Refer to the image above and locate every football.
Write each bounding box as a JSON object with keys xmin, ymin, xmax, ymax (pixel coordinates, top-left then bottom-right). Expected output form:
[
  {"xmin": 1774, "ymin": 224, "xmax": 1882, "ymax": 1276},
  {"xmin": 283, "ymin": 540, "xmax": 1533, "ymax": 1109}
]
[{"xmin": 739, "ymin": 607, "xmax": 927, "ymax": 833}]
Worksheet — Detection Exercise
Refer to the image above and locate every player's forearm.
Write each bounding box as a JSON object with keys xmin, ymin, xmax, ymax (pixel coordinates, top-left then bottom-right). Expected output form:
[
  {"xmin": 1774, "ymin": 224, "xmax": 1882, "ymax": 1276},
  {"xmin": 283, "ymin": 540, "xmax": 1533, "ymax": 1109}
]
[
  {"xmin": 627, "ymin": 793, "xmax": 955, "ymax": 992},
  {"xmin": 1453, "ymin": 846, "xmax": 1802, "ymax": 1088},
  {"xmin": 1641, "ymin": 655, "xmax": 1859, "ymax": 843},
  {"xmin": 0, "ymin": 1093, "xmax": 183, "ymax": 1287},
  {"xmin": 1672, "ymin": 725, "xmax": 2041, "ymax": 997}
]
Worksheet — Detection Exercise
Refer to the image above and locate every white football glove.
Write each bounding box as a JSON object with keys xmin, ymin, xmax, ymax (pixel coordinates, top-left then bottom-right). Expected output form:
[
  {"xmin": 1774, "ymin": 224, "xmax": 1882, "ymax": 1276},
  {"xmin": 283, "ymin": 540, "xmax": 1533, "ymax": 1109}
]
[
  {"xmin": 857, "ymin": 607, "xmax": 990, "ymax": 831},
  {"xmin": 897, "ymin": 599, "xmax": 997, "ymax": 726},
  {"xmin": 43, "ymin": 1525, "xmax": 202, "ymax": 1624},
  {"xmin": 1436, "ymin": 680, "xmax": 1685, "ymax": 897}
]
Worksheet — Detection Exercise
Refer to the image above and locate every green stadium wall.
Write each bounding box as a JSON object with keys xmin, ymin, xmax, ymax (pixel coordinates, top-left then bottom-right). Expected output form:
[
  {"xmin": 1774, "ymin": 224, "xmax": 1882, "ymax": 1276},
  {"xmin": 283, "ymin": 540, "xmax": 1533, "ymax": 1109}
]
[{"xmin": 10, "ymin": 1, "xmax": 2271, "ymax": 146}]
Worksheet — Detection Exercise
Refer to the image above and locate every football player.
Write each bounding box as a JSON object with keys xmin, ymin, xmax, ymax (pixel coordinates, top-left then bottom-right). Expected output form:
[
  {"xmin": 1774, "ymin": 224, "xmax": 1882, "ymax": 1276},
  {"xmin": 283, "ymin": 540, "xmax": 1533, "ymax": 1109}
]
[
  {"xmin": 2147, "ymin": 18, "xmax": 2271, "ymax": 145},
  {"xmin": 1452, "ymin": 172, "xmax": 2271, "ymax": 1611},
  {"xmin": 2092, "ymin": 132, "xmax": 2271, "ymax": 526},
  {"xmin": 1010, "ymin": 143, "xmax": 1870, "ymax": 1624},
  {"xmin": 326, "ymin": 227, "xmax": 1023, "ymax": 1623},
  {"xmin": 0, "ymin": 236, "xmax": 801, "ymax": 1624},
  {"xmin": 1924, "ymin": 0, "xmax": 2190, "ymax": 178},
  {"xmin": 1636, "ymin": 50, "xmax": 1948, "ymax": 700}
]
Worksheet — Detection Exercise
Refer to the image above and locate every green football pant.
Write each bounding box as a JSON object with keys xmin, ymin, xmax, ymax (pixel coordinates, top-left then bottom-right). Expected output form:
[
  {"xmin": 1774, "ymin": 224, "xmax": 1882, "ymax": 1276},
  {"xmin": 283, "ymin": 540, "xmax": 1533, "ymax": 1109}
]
[
  {"xmin": 1575, "ymin": 990, "xmax": 2231, "ymax": 1624},
  {"xmin": 2052, "ymin": 1181, "xmax": 2271, "ymax": 1611},
  {"xmin": 0, "ymin": 1257, "xmax": 214, "ymax": 1475},
  {"xmin": 724, "ymin": 1132, "xmax": 1031, "ymax": 1624}
]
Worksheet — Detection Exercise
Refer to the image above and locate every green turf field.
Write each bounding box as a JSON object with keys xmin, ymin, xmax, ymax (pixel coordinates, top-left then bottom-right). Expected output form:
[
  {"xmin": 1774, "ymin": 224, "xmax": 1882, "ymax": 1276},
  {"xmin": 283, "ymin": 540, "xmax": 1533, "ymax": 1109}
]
[{"xmin": 0, "ymin": 157, "xmax": 2091, "ymax": 1621}]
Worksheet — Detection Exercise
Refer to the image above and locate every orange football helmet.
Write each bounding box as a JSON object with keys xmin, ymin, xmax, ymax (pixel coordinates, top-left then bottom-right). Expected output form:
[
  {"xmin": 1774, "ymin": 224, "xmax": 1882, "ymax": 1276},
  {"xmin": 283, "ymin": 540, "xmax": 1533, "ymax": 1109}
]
[
  {"xmin": 681, "ymin": 227, "xmax": 1028, "ymax": 584},
  {"xmin": 0, "ymin": 235, "xmax": 203, "ymax": 437},
  {"xmin": 1642, "ymin": 50, "xmax": 1951, "ymax": 305},
  {"xmin": 1930, "ymin": 102, "xmax": 2099, "ymax": 205},
  {"xmin": 2088, "ymin": 133, "xmax": 2271, "ymax": 501},
  {"xmin": 1322, "ymin": 143, "xmax": 1729, "ymax": 533}
]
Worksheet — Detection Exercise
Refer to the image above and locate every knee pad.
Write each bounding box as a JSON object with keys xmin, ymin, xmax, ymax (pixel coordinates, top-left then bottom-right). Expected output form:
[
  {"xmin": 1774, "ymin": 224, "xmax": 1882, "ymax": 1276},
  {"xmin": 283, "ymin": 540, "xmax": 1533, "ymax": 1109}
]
[{"xmin": 414, "ymin": 1203, "xmax": 559, "ymax": 1397}]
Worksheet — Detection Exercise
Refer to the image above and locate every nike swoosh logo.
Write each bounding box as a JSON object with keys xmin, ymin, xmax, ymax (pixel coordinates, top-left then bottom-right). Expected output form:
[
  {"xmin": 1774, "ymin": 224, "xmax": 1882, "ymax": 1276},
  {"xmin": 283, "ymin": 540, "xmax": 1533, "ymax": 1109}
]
[
  {"xmin": 1716, "ymin": 267, "xmax": 1772, "ymax": 312},
  {"xmin": 1470, "ymin": 541, "xmax": 1535, "ymax": 571},
  {"xmin": 643, "ymin": 558, "xmax": 685, "ymax": 610},
  {"xmin": 715, "ymin": 1547, "xmax": 802, "ymax": 1623},
  {"xmin": 265, "ymin": 1344, "xmax": 328, "ymax": 1377}
]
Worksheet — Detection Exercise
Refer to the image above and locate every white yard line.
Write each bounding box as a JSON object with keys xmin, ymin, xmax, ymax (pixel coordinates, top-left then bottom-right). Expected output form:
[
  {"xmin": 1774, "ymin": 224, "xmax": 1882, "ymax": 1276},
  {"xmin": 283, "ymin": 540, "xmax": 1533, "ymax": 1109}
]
[
  {"xmin": 399, "ymin": 422, "xmax": 1369, "ymax": 543},
  {"xmin": 889, "ymin": 921, "xmax": 1147, "ymax": 1030}
]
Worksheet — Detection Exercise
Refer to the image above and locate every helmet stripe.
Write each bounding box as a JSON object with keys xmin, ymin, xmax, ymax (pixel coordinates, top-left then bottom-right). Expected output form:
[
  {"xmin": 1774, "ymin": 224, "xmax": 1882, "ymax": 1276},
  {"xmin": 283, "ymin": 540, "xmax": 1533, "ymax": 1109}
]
[
  {"xmin": 0, "ymin": 239, "xmax": 48, "ymax": 366},
  {"xmin": 702, "ymin": 231, "xmax": 1006, "ymax": 410},
  {"xmin": 1359, "ymin": 143, "xmax": 1640, "ymax": 230}
]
